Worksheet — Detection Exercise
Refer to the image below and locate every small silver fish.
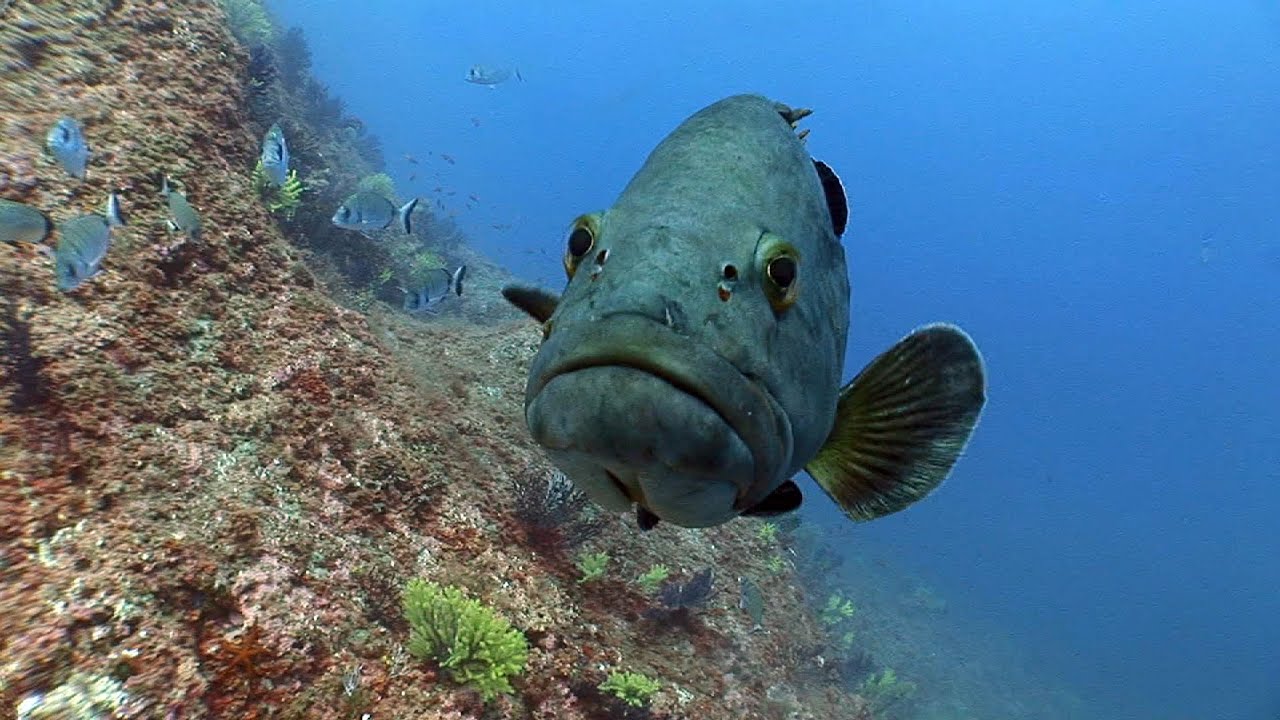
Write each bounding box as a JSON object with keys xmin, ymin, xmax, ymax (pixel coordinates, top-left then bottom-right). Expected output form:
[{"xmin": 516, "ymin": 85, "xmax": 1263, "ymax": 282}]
[
  {"xmin": 0, "ymin": 199, "xmax": 53, "ymax": 245},
  {"xmin": 402, "ymin": 265, "xmax": 466, "ymax": 314},
  {"xmin": 332, "ymin": 191, "xmax": 418, "ymax": 235},
  {"xmin": 465, "ymin": 64, "xmax": 521, "ymax": 87},
  {"xmin": 46, "ymin": 117, "xmax": 90, "ymax": 179},
  {"xmin": 161, "ymin": 176, "xmax": 201, "ymax": 240},
  {"xmin": 55, "ymin": 221, "xmax": 108, "ymax": 292},
  {"xmin": 53, "ymin": 191, "xmax": 123, "ymax": 291},
  {"xmin": 260, "ymin": 122, "xmax": 289, "ymax": 187},
  {"xmin": 738, "ymin": 576, "xmax": 764, "ymax": 631}
]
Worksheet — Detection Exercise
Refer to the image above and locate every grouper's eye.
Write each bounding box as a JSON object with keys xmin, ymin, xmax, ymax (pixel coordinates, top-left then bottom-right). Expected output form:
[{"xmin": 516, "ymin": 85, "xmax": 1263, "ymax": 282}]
[
  {"xmin": 563, "ymin": 212, "xmax": 602, "ymax": 278},
  {"xmin": 767, "ymin": 256, "xmax": 796, "ymax": 288},
  {"xmin": 757, "ymin": 233, "xmax": 801, "ymax": 312}
]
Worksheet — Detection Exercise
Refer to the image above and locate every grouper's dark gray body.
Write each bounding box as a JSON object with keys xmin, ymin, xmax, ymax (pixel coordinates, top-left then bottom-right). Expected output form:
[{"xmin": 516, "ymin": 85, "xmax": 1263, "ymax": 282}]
[
  {"xmin": 524, "ymin": 94, "xmax": 847, "ymax": 527},
  {"xmin": 506, "ymin": 93, "xmax": 986, "ymax": 530}
]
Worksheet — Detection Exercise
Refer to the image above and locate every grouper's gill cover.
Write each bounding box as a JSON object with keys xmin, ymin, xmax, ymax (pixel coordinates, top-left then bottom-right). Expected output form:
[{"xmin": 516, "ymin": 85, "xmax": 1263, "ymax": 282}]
[{"xmin": 504, "ymin": 94, "xmax": 987, "ymax": 530}]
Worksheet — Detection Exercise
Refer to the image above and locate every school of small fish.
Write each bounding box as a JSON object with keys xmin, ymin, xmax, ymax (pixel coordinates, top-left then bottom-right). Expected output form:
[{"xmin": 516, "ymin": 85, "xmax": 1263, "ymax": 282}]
[
  {"xmin": 3, "ymin": 114, "xmax": 460, "ymax": 312},
  {"xmin": 7, "ymin": 55, "xmax": 533, "ymax": 293}
]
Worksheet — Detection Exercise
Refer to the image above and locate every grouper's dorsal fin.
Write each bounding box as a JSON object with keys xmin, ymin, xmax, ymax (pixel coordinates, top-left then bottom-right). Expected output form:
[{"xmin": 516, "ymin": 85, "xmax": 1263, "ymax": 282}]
[
  {"xmin": 778, "ymin": 105, "xmax": 813, "ymax": 127},
  {"xmin": 501, "ymin": 284, "xmax": 559, "ymax": 323},
  {"xmin": 813, "ymin": 160, "xmax": 847, "ymax": 238},
  {"xmin": 805, "ymin": 324, "xmax": 986, "ymax": 521}
]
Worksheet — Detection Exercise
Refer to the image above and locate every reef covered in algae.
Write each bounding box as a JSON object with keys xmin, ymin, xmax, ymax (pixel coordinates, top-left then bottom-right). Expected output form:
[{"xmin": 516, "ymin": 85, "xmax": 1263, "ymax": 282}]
[{"xmin": 0, "ymin": 2, "xmax": 885, "ymax": 718}]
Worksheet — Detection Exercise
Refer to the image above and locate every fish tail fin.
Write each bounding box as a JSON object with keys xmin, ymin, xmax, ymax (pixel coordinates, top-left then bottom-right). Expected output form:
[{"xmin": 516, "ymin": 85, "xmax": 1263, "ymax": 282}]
[
  {"xmin": 398, "ymin": 197, "xmax": 419, "ymax": 234},
  {"xmin": 805, "ymin": 323, "xmax": 986, "ymax": 521},
  {"xmin": 104, "ymin": 192, "xmax": 125, "ymax": 227},
  {"xmin": 450, "ymin": 265, "xmax": 467, "ymax": 296}
]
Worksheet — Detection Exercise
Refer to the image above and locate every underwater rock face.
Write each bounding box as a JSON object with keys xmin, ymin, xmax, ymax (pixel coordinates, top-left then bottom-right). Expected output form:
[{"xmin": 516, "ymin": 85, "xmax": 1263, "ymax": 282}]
[{"xmin": 0, "ymin": 2, "xmax": 864, "ymax": 718}]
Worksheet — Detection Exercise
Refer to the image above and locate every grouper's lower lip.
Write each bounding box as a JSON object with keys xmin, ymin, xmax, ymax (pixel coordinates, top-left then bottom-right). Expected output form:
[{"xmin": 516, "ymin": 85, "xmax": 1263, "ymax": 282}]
[
  {"xmin": 523, "ymin": 313, "xmax": 794, "ymax": 513},
  {"xmin": 532, "ymin": 356, "xmax": 727, "ymax": 429},
  {"xmin": 527, "ymin": 340, "xmax": 750, "ymax": 471}
]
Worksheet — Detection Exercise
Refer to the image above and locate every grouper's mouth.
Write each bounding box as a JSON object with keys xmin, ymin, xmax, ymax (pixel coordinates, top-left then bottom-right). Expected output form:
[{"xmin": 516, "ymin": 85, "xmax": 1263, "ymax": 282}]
[
  {"xmin": 522, "ymin": 314, "xmax": 794, "ymax": 526},
  {"xmin": 531, "ymin": 353, "xmax": 730, "ymax": 433},
  {"xmin": 535, "ymin": 355, "xmax": 730, "ymax": 508}
]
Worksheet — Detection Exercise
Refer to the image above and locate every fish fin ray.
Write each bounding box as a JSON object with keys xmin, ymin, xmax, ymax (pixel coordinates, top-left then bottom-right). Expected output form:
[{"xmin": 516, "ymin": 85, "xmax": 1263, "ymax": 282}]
[{"xmin": 806, "ymin": 323, "xmax": 986, "ymax": 520}]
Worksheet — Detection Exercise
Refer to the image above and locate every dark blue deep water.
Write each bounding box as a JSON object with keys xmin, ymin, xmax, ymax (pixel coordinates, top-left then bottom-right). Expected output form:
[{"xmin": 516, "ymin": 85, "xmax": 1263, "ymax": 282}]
[{"xmin": 269, "ymin": 1, "xmax": 1280, "ymax": 717}]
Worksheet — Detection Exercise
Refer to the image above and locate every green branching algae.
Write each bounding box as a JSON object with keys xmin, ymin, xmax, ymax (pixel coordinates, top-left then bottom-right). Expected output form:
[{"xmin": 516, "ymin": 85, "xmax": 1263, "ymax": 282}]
[
  {"xmin": 599, "ymin": 671, "xmax": 662, "ymax": 708},
  {"xmin": 253, "ymin": 159, "xmax": 304, "ymax": 219},
  {"xmin": 635, "ymin": 564, "xmax": 670, "ymax": 594},
  {"xmin": 576, "ymin": 551, "xmax": 608, "ymax": 584},
  {"xmin": 402, "ymin": 579, "xmax": 528, "ymax": 702}
]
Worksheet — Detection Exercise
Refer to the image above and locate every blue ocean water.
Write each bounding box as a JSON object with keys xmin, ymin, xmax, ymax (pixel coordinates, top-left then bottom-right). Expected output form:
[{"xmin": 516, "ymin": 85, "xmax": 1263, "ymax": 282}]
[{"xmin": 268, "ymin": 1, "xmax": 1280, "ymax": 717}]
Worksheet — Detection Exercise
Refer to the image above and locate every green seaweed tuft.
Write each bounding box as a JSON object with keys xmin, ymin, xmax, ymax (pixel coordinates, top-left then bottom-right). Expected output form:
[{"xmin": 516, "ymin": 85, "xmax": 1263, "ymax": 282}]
[
  {"xmin": 821, "ymin": 591, "xmax": 856, "ymax": 626},
  {"xmin": 858, "ymin": 668, "xmax": 918, "ymax": 713},
  {"xmin": 402, "ymin": 579, "xmax": 528, "ymax": 702},
  {"xmin": 576, "ymin": 551, "xmax": 609, "ymax": 584},
  {"xmin": 599, "ymin": 670, "xmax": 662, "ymax": 707},
  {"xmin": 357, "ymin": 172, "xmax": 397, "ymax": 201},
  {"xmin": 221, "ymin": 0, "xmax": 274, "ymax": 46},
  {"xmin": 406, "ymin": 249, "xmax": 444, "ymax": 287},
  {"xmin": 756, "ymin": 521, "xmax": 779, "ymax": 543},
  {"xmin": 635, "ymin": 564, "xmax": 670, "ymax": 594},
  {"xmin": 269, "ymin": 169, "xmax": 305, "ymax": 218},
  {"xmin": 385, "ymin": 242, "xmax": 445, "ymax": 289},
  {"xmin": 253, "ymin": 159, "xmax": 305, "ymax": 219},
  {"xmin": 766, "ymin": 554, "xmax": 786, "ymax": 574}
]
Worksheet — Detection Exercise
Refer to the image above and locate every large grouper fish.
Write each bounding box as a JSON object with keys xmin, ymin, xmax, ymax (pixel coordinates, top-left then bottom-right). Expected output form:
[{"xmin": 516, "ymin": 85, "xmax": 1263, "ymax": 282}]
[{"xmin": 502, "ymin": 94, "xmax": 986, "ymax": 530}]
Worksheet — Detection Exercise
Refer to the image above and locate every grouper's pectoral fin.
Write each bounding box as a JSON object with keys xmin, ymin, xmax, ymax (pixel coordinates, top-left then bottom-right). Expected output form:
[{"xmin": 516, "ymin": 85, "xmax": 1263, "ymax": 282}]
[
  {"xmin": 501, "ymin": 284, "xmax": 559, "ymax": 323},
  {"xmin": 741, "ymin": 480, "xmax": 804, "ymax": 517},
  {"xmin": 805, "ymin": 324, "xmax": 986, "ymax": 521}
]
